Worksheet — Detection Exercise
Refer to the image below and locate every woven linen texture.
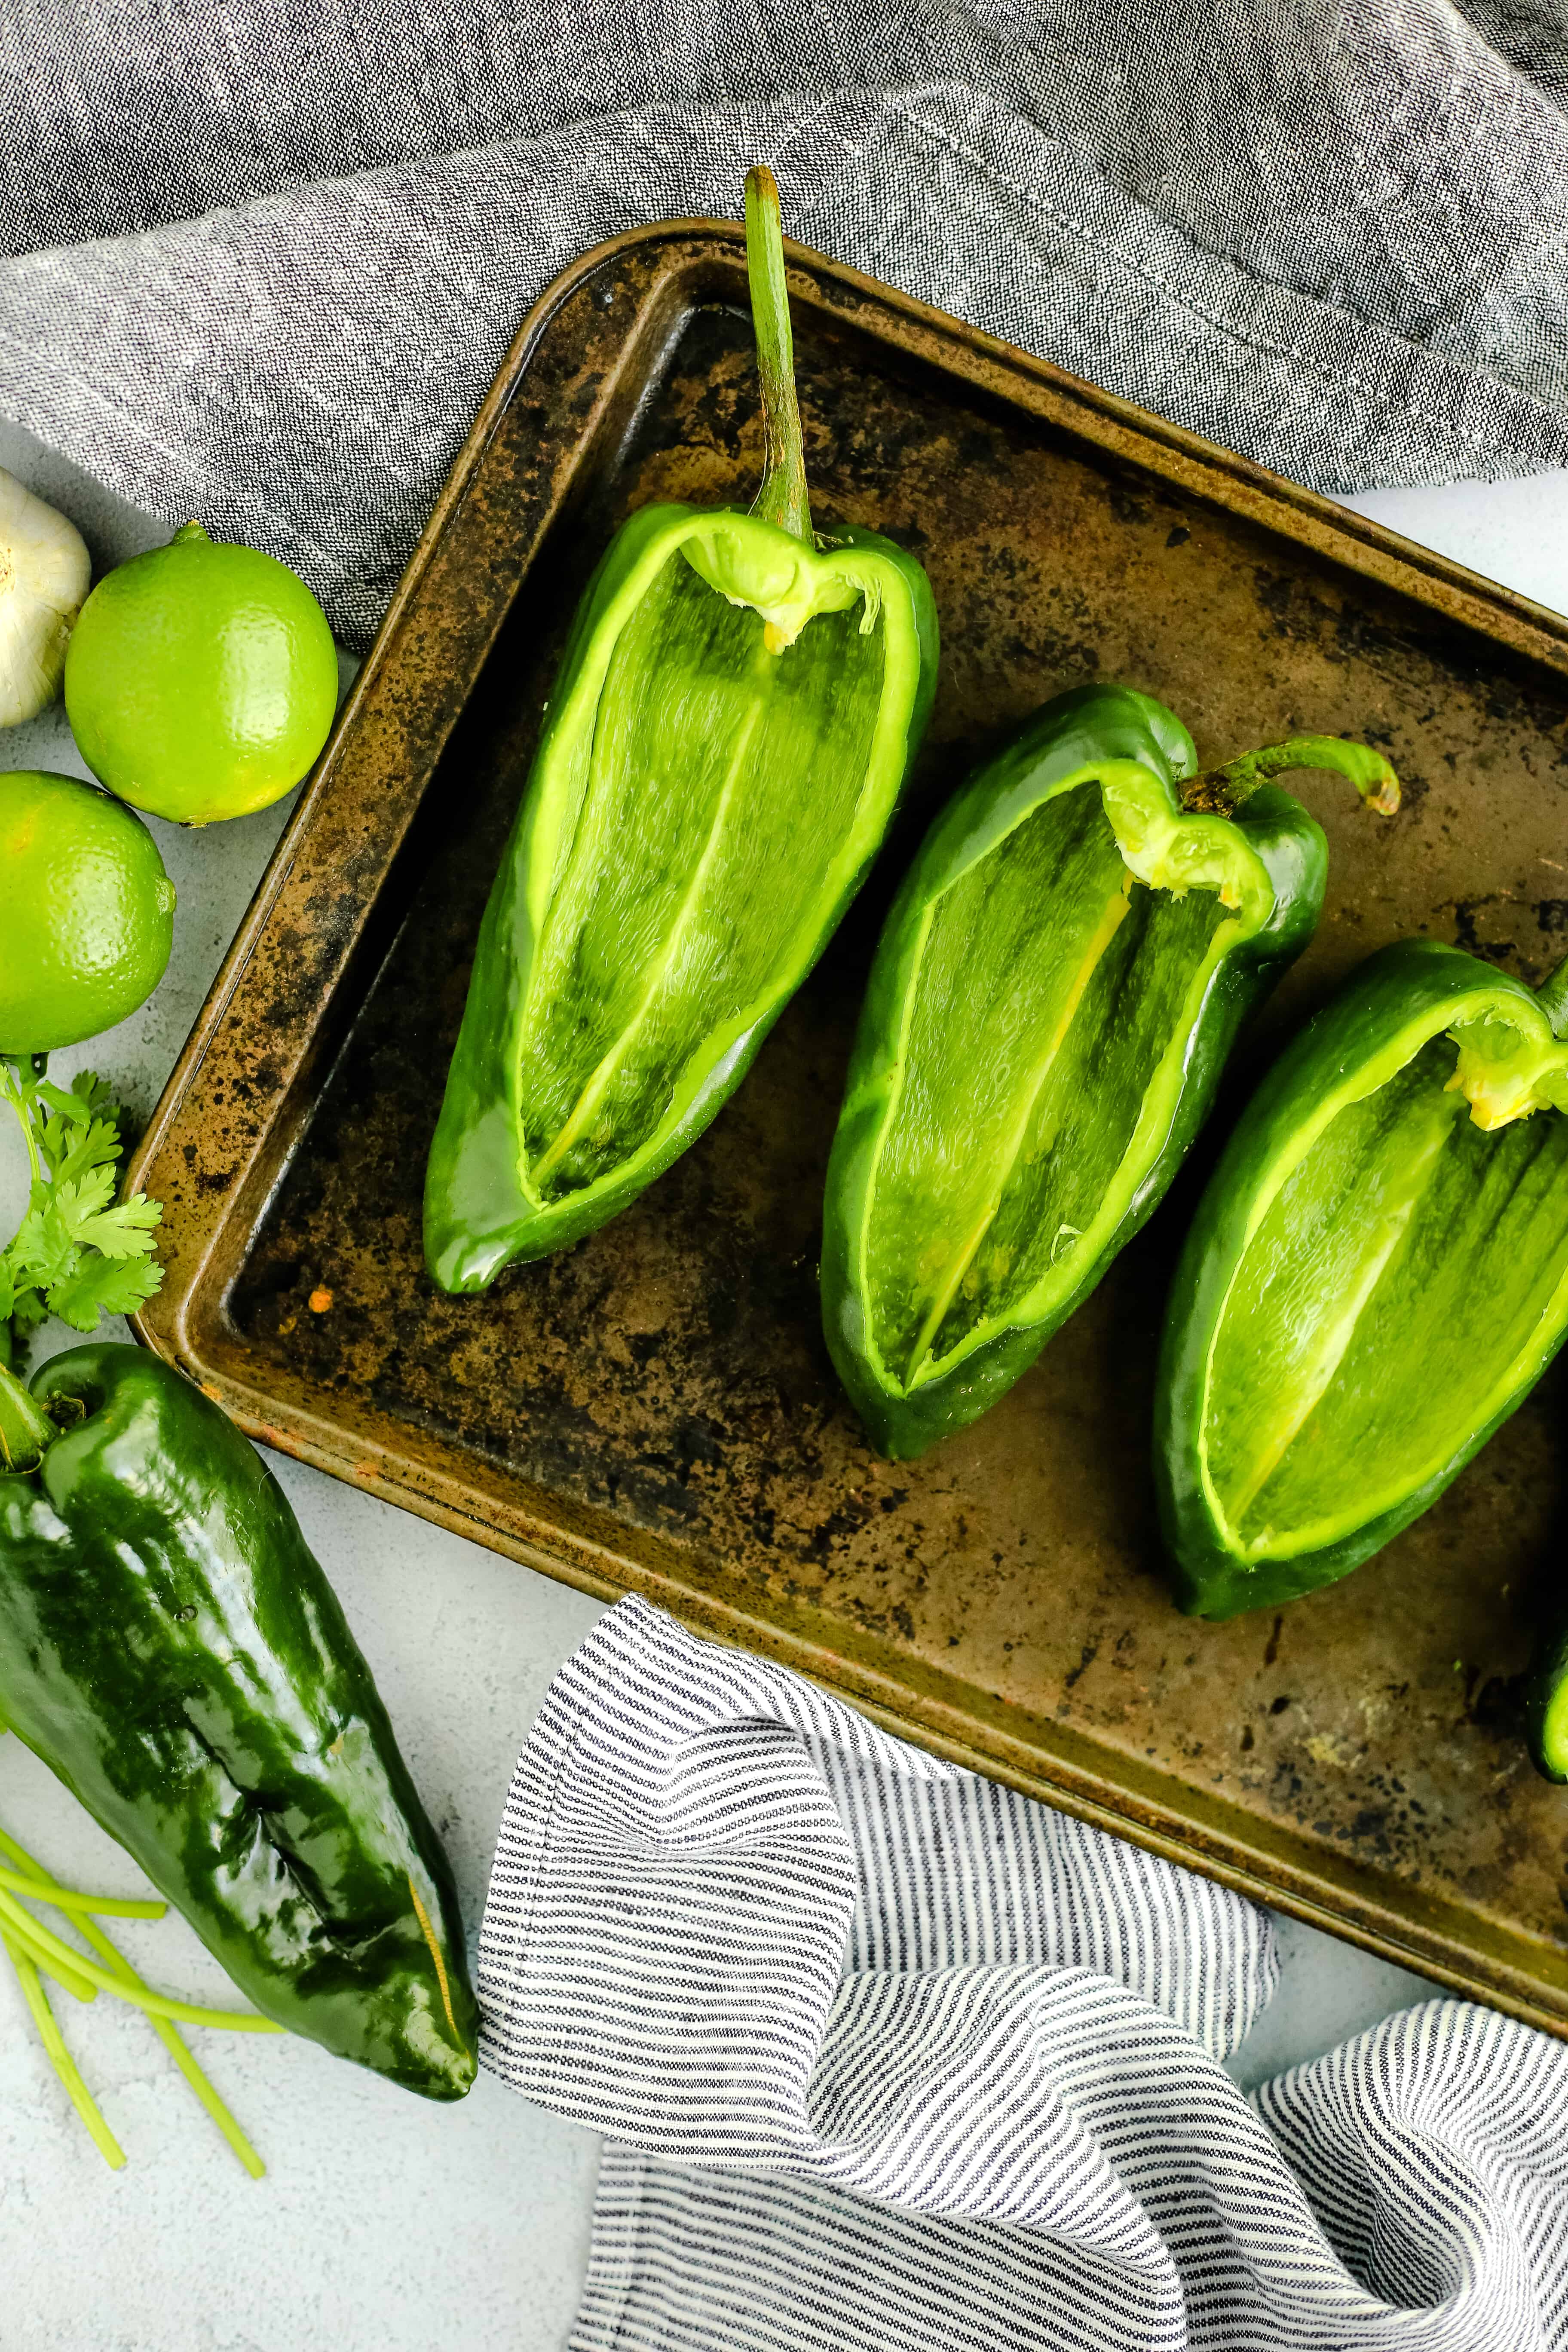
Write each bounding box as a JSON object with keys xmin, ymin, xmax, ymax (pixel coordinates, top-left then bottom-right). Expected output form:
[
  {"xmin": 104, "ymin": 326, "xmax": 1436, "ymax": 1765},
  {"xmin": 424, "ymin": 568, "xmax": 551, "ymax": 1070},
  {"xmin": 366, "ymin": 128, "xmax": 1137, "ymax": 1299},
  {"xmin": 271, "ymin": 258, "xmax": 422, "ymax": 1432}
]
[
  {"xmin": 480, "ymin": 1597, "xmax": 1568, "ymax": 2351},
  {"xmin": 2, "ymin": 0, "xmax": 1567, "ymax": 641}
]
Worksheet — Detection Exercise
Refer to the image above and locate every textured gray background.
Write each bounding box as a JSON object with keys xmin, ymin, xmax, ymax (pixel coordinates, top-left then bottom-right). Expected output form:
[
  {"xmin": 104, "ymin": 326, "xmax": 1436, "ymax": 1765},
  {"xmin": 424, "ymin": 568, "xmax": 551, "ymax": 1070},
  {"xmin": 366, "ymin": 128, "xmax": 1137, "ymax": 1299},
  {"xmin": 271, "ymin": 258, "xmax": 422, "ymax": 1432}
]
[{"xmin": 3, "ymin": 0, "xmax": 1568, "ymax": 639}]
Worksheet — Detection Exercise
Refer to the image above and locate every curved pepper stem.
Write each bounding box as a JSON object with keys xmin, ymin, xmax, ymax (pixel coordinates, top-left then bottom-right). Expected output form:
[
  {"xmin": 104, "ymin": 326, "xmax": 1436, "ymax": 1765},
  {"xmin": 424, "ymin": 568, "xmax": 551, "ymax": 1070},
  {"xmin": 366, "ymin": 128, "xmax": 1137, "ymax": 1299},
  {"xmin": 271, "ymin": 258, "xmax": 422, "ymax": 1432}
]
[
  {"xmin": 1181, "ymin": 735, "xmax": 1400, "ymax": 819},
  {"xmin": 0, "ymin": 1357, "xmax": 53, "ymax": 1478},
  {"xmin": 744, "ymin": 165, "xmax": 813, "ymax": 547}
]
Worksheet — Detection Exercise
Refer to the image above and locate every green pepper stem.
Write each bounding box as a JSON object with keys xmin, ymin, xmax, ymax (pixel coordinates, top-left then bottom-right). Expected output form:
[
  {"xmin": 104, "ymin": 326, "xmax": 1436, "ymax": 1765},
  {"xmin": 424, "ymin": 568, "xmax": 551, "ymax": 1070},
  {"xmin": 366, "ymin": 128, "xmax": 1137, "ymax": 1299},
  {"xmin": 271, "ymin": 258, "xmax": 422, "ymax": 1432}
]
[
  {"xmin": 1181, "ymin": 735, "xmax": 1400, "ymax": 819},
  {"xmin": 744, "ymin": 165, "xmax": 813, "ymax": 546},
  {"xmin": 0, "ymin": 1357, "xmax": 54, "ymax": 1478}
]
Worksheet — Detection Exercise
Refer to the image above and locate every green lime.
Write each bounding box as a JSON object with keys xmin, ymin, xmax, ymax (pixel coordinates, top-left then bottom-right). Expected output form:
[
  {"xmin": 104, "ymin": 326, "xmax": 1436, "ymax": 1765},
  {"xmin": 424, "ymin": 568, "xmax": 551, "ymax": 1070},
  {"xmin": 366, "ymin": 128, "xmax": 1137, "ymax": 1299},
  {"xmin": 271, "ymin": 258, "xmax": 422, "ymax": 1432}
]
[
  {"xmin": 0, "ymin": 770, "xmax": 176, "ymax": 1054},
  {"xmin": 64, "ymin": 521, "xmax": 337, "ymax": 825}
]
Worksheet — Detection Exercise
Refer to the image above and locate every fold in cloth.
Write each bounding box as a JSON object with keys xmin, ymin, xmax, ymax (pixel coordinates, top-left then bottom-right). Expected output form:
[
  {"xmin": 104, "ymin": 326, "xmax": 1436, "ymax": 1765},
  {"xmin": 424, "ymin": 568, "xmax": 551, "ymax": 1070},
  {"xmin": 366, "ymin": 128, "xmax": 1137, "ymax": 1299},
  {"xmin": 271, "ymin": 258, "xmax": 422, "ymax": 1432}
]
[
  {"xmin": 480, "ymin": 1596, "xmax": 1568, "ymax": 2352},
  {"xmin": 3, "ymin": 0, "xmax": 1568, "ymax": 643}
]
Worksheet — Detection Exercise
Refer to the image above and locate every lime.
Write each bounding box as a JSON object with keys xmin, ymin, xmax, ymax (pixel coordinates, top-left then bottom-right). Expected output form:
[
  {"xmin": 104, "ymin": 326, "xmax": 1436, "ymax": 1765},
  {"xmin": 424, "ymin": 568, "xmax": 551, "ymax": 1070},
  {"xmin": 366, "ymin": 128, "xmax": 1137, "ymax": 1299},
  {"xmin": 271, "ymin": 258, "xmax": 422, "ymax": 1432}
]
[
  {"xmin": 64, "ymin": 522, "xmax": 337, "ymax": 825},
  {"xmin": 0, "ymin": 770, "xmax": 176, "ymax": 1054}
]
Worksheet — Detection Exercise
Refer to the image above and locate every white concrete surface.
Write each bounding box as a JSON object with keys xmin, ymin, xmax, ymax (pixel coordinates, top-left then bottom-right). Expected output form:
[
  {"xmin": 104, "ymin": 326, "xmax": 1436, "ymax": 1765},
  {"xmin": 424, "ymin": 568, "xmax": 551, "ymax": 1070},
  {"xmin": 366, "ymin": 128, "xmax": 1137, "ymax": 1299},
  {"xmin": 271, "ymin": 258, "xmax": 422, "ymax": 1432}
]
[{"xmin": 2, "ymin": 418, "xmax": 1566, "ymax": 2349}]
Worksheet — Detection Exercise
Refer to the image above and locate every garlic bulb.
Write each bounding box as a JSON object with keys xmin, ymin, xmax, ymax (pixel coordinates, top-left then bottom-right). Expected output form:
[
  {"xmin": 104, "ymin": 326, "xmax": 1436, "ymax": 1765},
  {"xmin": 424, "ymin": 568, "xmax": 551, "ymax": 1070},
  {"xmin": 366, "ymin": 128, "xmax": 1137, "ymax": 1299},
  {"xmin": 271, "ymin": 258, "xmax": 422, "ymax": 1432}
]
[{"xmin": 0, "ymin": 469, "xmax": 92, "ymax": 727}]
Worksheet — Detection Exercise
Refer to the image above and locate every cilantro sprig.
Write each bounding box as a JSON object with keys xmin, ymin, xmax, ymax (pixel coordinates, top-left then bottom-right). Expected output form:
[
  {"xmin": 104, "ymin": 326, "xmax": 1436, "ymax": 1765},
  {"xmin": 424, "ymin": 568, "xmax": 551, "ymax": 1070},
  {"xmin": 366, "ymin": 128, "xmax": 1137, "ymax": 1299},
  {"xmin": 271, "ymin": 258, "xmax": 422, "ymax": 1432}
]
[{"xmin": 0, "ymin": 1057, "xmax": 164, "ymax": 1359}]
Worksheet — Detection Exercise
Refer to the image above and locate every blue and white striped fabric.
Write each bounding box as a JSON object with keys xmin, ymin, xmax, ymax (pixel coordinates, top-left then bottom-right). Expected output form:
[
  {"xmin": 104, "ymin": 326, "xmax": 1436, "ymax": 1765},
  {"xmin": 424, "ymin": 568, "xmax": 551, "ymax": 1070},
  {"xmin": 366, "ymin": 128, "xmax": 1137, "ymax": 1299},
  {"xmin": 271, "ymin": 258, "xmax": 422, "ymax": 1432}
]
[{"xmin": 479, "ymin": 1596, "xmax": 1568, "ymax": 2350}]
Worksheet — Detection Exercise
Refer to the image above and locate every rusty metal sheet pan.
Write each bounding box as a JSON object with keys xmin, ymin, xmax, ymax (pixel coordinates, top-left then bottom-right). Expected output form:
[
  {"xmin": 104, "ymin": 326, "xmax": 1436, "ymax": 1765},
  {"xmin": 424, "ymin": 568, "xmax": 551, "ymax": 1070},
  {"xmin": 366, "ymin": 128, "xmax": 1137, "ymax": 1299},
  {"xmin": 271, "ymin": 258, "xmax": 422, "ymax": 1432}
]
[{"xmin": 129, "ymin": 222, "xmax": 1568, "ymax": 2032}]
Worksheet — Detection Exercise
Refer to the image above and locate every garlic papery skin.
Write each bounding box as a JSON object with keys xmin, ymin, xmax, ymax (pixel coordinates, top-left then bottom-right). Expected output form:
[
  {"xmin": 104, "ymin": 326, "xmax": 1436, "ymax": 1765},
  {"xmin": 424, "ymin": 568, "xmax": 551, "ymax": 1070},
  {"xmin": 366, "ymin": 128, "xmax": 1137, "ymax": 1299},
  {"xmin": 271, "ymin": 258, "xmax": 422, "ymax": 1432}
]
[{"xmin": 0, "ymin": 469, "xmax": 92, "ymax": 727}]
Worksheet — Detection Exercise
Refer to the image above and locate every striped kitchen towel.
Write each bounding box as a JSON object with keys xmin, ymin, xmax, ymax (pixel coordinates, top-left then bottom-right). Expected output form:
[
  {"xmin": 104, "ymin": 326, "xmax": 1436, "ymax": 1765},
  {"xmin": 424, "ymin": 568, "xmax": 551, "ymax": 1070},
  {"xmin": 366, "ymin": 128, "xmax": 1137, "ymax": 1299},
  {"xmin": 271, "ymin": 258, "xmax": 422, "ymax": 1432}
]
[{"xmin": 479, "ymin": 1596, "xmax": 1568, "ymax": 2349}]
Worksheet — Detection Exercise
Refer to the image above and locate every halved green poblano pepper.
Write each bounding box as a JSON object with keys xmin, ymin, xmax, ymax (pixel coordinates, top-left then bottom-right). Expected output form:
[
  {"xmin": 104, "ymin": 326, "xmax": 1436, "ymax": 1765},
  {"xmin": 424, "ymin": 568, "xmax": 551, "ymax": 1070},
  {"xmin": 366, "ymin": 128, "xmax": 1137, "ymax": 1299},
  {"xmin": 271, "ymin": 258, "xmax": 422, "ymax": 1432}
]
[
  {"xmin": 1157, "ymin": 937, "xmax": 1568, "ymax": 1619},
  {"xmin": 822, "ymin": 683, "xmax": 1397, "ymax": 1458},
  {"xmin": 424, "ymin": 168, "xmax": 937, "ymax": 1292}
]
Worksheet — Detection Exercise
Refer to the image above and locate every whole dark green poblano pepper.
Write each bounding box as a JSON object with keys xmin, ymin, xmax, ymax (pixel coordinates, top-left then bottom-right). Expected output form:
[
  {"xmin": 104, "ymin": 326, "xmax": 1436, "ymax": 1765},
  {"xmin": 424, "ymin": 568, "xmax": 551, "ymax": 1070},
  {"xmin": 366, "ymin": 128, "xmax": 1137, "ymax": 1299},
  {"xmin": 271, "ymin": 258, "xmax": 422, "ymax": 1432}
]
[
  {"xmin": 1157, "ymin": 938, "xmax": 1568, "ymax": 1619},
  {"xmin": 822, "ymin": 683, "xmax": 1398, "ymax": 1458},
  {"xmin": 0, "ymin": 1343, "xmax": 478, "ymax": 2099},
  {"xmin": 424, "ymin": 167, "xmax": 938, "ymax": 1292}
]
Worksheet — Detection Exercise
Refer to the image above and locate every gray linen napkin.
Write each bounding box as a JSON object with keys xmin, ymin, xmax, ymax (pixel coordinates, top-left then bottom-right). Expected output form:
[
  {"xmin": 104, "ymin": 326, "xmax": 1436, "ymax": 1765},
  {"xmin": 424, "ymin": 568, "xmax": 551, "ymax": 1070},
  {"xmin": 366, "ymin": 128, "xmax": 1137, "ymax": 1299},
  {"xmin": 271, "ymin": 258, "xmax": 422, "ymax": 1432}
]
[
  {"xmin": 2, "ymin": 0, "xmax": 1566, "ymax": 642},
  {"xmin": 482, "ymin": 1597, "xmax": 1568, "ymax": 2352}
]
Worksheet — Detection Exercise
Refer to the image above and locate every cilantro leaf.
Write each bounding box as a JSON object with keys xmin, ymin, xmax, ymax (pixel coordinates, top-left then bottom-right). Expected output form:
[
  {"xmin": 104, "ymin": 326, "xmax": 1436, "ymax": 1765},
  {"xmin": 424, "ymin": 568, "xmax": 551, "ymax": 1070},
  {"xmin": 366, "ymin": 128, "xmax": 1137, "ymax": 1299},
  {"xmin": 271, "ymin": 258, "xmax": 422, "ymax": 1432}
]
[
  {"xmin": 47, "ymin": 1251, "xmax": 164, "ymax": 1331},
  {"xmin": 61, "ymin": 1187, "xmax": 162, "ymax": 1264},
  {"xmin": 8, "ymin": 1185, "xmax": 81, "ymax": 1290},
  {"xmin": 32, "ymin": 1079, "xmax": 91, "ymax": 1124},
  {"xmin": 9, "ymin": 1288, "xmax": 49, "ymax": 1339},
  {"xmin": 35, "ymin": 1085, "xmax": 128, "ymax": 1183},
  {"xmin": 46, "ymin": 1167, "xmax": 120, "ymax": 1237},
  {"xmin": 51, "ymin": 1117, "xmax": 126, "ymax": 1191},
  {"xmin": 1, "ymin": 1060, "xmax": 164, "ymax": 1357},
  {"xmin": 69, "ymin": 1071, "xmax": 121, "ymax": 1119}
]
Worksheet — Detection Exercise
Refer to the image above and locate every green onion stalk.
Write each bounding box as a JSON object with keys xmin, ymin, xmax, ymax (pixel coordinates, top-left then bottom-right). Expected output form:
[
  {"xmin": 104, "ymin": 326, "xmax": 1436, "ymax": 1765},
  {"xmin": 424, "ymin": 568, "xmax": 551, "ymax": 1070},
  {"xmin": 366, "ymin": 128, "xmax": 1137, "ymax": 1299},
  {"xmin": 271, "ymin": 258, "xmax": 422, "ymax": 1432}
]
[{"xmin": 0, "ymin": 1792, "xmax": 272, "ymax": 2174}]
